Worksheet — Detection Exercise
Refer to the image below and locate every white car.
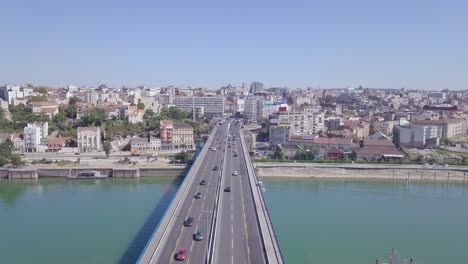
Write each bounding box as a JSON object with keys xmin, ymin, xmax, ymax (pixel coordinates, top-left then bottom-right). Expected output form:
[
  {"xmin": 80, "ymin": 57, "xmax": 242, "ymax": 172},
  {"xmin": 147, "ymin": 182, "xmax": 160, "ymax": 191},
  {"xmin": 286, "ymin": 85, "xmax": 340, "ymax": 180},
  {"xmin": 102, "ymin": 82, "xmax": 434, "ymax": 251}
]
[
  {"xmin": 232, "ymin": 171, "xmax": 238, "ymax": 176},
  {"xmin": 211, "ymin": 147, "xmax": 217, "ymax": 151}
]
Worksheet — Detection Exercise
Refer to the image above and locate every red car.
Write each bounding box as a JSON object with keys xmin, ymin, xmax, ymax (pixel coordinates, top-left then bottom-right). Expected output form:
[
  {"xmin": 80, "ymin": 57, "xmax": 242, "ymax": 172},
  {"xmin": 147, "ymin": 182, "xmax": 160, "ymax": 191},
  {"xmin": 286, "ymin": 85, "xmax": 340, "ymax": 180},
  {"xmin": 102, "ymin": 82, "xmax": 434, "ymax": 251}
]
[{"xmin": 176, "ymin": 248, "xmax": 187, "ymax": 261}]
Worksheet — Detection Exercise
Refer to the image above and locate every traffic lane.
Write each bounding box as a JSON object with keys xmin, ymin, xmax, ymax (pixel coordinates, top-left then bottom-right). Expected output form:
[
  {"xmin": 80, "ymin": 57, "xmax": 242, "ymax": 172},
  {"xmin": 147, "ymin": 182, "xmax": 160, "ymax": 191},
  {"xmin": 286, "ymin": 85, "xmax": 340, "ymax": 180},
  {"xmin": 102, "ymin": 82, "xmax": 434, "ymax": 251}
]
[
  {"xmin": 231, "ymin": 145, "xmax": 250, "ymax": 264},
  {"xmin": 185, "ymin": 148, "xmax": 223, "ymax": 263},
  {"xmin": 173, "ymin": 153, "xmax": 219, "ymax": 264},
  {"xmin": 162, "ymin": 152, "xmax": 215, "ymax": 264},
  {"xmin": 238, "ymin": 138, "xmax": 267, "ymax": 264},
  {"xmin": 213, "ymin": 140, "xmax": 233, "ymax": 264},
  {"xmin": 157, "ymin": 130, "xmax": 224, "ymax": 263},
  {"xmin": 188, "ymin": 124, "xmax": 229, "ymax": 261}
]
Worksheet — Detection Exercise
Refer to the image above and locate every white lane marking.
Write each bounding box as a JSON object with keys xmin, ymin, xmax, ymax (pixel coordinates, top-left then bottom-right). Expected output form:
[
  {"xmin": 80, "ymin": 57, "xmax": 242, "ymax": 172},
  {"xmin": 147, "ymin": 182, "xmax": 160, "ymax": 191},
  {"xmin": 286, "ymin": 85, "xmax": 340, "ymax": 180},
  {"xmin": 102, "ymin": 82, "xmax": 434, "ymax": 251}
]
[
  {"xmin": 231, "ymin": 238, "xmax": 234, "ymax": 248},
  {"xmin": 231, "ymin": 222, "xmax": 233, "ymax": 233},
  {"xmin": 232, "ymin": 255, "xmax": 234, "ymax": 264}
]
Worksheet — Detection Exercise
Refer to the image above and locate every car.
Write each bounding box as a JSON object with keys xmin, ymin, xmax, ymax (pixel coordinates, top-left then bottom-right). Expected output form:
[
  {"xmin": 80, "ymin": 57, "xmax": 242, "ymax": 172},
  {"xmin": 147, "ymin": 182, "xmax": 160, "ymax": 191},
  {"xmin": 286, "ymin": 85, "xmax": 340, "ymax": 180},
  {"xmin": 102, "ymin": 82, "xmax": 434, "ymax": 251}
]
[
  {"xmin": 200, "ymin": 180, "xmax": 206, "ymax": 185},
  {"xmin": 74, "ymin": 152, "xmax": 80, "ymax": 155},
  {"xmin": 194, "ymin": 192, "xmax": 202, "ymax": 199},
  {"xmin": 224, "ymin": 187, "xmax": 231, "ymax": 192},
  {"xmin": 213, "ymin": 166, "xmax": 218, "ymax": 171},
  {"xmin": 211, "ymin": 147, "xmax": 216, "ymax": 151},
  {"xmin": 184, "ymin": 217, "xmax": 193, "ymax": 227},
  {"xmin": 232, "ymin": 171, "xmax": 238, "ymax": 176},
  {"xmin": 175, "ymin": 248, "xmax": 187, "ymax": 261},
  {"xmin": 227, "ymin": 145, "xmax": 231, "ymax": 148},
  {"xmin": 194, "ymin": 230, "xmax": 204, "ymax": 241},
  {"xmin": 233, "ymin": 154, "xmax": 238, "ymax": 157}
]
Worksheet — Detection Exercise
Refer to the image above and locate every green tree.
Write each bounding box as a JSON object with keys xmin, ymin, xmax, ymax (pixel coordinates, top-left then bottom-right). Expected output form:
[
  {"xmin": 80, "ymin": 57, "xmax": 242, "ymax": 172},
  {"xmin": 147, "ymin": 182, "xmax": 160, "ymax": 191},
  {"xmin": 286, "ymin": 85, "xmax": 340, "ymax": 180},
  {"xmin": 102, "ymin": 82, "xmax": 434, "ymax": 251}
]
[
  {"xmin": 103, "ymin": 142, "xmax": 112, "ymax": 158},
  {"xmin": 272, "ymin": 148, "xmax": 285, "ymax": 160},
  {"xmin": 33, "ymin": 87, "xmax": 48, "ymax": 94},
  {"xmin": 79, "ymin": 107, "xmax": 107, "ymax": 126},
  {"xmin": 444, "ymin": 138, "xmax": 450, "ymax": 146},
  {"xmin": 0, "ymin": 156, "xmax": 7, "ymax": 167},
  {"xmin": 10, "ymin": 154, "xmax": 24, "ymax": 167},
  {"xmin": 137, "ymin": 102, "xmax": 145, "ymax": 110},
  {"xmin": 27, "ymin": 96, "xmax": 48, "ymax": 103},
  {"xmin": 69, "ymin": 97, "xmax": 82, "ymax": 105}
]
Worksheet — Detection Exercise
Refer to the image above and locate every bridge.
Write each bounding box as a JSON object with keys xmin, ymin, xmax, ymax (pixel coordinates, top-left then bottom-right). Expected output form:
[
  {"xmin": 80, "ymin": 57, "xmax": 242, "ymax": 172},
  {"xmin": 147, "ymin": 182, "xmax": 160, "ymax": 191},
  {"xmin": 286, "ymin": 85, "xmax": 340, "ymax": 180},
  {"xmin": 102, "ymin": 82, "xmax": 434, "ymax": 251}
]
[{"xmin": 138, "ymin": 121, "xmax": 284, "ymax": 264}]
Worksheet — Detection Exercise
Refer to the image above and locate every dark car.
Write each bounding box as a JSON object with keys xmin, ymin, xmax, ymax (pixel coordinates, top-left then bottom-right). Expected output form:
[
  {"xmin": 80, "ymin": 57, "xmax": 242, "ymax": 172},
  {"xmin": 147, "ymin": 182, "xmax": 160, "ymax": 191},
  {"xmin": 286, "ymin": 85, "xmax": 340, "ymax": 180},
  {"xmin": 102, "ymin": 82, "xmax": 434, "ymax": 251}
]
[
  {"xmin": 194, "ymin": 192, "xmax": 202, "ymax": 199},
  {"xmin": 194, "ymin": 230, "xmax": 204, "ymax": 241},
  {"xmin": 200, "ymin": 180, "xmax": 207, "ymax": 185},
  {"xmin": 233, "ymin": 153, "xmax": 238, "ymax": 157},
  {"xmin": 224, "ymin": 187, "xmax": 231, "ymax": 192},
  {"xmin": 175, "ymin": 248, "xmax": 187, "ymax": 261},
  {"xmin": 213, "ymin": 166, "xmax": 218, "ymax": 171},
  {"xmin": 184, "ymin": 216, "xmax": 193, "ymax": 227}
]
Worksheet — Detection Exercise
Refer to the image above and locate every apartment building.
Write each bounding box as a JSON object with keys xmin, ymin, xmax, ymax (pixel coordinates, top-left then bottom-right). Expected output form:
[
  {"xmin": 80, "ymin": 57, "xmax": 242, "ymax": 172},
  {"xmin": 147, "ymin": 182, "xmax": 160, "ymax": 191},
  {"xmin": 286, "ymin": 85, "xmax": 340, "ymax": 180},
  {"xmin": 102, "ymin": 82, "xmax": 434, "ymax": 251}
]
[
  {"xmin": 244, "ymin": 96, "xmax": 263, "ymax": 122},
  {"xmin": 413, "ymin": 119, "xmax": 466, "ymax": 140},
  {"xmin": 175, "ymin": 96, "xmax": 224, "ymax": 117},
  {"xmin": 159, "ymin": 119, "xmax": 194, "ymax": 151},
  {"xmin": 393, "ymin": 125, "xmax": 439, "ymax": 148},
  {"xmin": 77, "ymin": 127, "xmax": 101, "ymax": 152},
  {"xmin": 277, "ymin": 111, "xmax": 325, "ymax": 136},
  {"xmin": 23, "ymin": 122, "xmax": 48, "ymax": 152}
]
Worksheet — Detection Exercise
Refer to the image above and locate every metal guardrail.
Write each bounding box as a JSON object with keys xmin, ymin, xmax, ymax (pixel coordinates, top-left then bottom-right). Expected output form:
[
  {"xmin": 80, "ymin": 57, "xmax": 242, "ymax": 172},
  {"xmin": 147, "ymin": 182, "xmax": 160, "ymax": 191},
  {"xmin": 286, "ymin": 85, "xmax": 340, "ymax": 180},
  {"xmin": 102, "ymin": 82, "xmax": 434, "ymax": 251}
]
[
  {"xmin": 239, "ymin": 130, "xmax": 285, "ymax": 264},
  {"xmin": 137, "ymin": 127, "xmax": 218, "ymax": 264},
  {"xmin": 209, "ymin": 123, "xmax": 230, "ymax": 263}
]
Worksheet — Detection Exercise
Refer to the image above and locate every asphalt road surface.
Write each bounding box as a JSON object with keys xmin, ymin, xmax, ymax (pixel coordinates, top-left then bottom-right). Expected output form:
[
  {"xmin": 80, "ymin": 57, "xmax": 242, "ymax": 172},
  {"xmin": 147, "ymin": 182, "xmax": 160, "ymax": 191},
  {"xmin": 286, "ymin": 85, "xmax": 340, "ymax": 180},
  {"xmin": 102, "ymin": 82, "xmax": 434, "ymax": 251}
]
[{"xmin": 212, "ymin": 123, "xmax": 267, "ymax": 264}]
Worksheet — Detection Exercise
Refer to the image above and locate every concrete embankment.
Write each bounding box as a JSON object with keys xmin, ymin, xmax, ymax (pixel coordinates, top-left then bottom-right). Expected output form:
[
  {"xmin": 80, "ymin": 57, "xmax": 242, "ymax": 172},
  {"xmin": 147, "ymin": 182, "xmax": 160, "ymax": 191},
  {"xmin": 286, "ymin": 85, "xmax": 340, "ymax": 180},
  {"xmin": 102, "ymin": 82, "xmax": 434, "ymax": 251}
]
[
  {"xmin": 0, "ymin": 166, "xmax": 188, "ymax": 179},
  {"xmin": 255, "ymin": 163, "xmax": 468, "ymax": 182}
]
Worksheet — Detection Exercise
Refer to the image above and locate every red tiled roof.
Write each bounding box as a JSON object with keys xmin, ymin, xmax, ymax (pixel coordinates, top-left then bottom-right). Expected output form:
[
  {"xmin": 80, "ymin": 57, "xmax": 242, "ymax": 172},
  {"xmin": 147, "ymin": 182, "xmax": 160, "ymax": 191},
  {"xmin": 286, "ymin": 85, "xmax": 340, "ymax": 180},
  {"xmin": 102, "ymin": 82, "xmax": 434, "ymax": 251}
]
[
  {"xmin": 313, "ymin": 137, "xmax": 352, "ymax": 145},
  {"xmin": 48, "ymin": 138, "xmax": 67, "ymax": 145}
]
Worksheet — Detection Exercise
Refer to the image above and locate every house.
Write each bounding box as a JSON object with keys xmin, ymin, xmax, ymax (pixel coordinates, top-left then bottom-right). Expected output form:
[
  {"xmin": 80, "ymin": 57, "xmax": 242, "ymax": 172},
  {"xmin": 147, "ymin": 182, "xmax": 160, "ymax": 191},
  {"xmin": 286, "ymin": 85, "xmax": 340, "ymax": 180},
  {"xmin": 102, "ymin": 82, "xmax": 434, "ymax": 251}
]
[
  {"xmin": 10, "ymin": 133, "xmax": 24, "ymax": 153},
  {"xmin": 353, "ymin": 137, "xmax": 404, "ymax": 161},
  {"xmin": 28, "ymin": 101, "xmax": 59, "ymax": 117},
  {"xmin": 322, "ymin": 146, "xmax": 346, "ymax": 159},
  {"xmin": 312, "ymin": 137, "xmax": 354, "ymax": 154},
  {"xmin": 47, "ymin": 138, "xmax": 67, "ymax": 152},
  {"xmin": 130, "ymin": 136, "xmax": 161, "ymax": 155}
]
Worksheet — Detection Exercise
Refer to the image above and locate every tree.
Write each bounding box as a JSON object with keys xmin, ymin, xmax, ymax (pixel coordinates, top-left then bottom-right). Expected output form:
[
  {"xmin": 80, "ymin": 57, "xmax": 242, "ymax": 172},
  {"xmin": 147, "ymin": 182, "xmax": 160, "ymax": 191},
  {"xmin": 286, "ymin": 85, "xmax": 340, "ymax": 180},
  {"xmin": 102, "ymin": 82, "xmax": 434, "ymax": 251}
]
[
  {"xmin": 10, "ymin": 154, "xmax": 24, "ymax": 167},
  {"xmin": 103, "ymin": 142, "xmax": 112, "ymax": 158},
  {"xmin": 79, "ymin": 107, "xmax": 107, "ymax": 126},
  {"xmin": 272, "ymin": 148, "xmax": 285, "ymax": 160},
  {"xmin": 444, "ymin": 138, "xmax": 450, "ymax": 146},
  {"xmin": 137, "ymin": 102, "xmax": 145, "ymax": 110},
  {"xmin": 33, "ymin": 87, "xmax": 48, "ymax": 94},
  {"xmin": 27, "ymin": 96, "xmax": 48, "ymax": 103},
  {"xmin": 68, "ymin": 97, "xmax": 82, "ymax": 105}
]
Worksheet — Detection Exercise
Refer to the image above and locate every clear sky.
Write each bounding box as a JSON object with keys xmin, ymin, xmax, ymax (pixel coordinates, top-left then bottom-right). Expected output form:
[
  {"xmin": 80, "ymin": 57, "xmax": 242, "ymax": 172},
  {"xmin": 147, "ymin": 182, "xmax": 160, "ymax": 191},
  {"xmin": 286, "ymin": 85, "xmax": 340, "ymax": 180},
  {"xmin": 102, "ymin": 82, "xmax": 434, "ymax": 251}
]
[{"xmin": 1, "ymin": 0, "xmax": 467, "ymax": 90}]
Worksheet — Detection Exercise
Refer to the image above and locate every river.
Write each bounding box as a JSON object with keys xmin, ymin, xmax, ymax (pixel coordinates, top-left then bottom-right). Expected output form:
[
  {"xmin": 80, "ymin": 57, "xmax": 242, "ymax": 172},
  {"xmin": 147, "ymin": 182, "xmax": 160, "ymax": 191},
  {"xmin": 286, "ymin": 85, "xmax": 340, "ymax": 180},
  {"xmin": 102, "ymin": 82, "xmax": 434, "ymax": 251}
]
[
  {"xmin": 1, "ymin": 177, "xmax": 467, "ymax": 264},
  {"xmin": 262, "ymin": 178, "xmax": 468, "ymax": 264}
]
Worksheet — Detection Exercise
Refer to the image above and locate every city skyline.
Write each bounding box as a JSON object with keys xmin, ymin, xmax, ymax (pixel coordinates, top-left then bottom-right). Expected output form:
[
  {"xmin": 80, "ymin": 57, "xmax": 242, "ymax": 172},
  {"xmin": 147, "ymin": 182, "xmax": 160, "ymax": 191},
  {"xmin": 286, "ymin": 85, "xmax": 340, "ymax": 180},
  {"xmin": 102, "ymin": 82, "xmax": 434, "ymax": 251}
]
[{"xmin": 1, "ymin": 0, "xmax": 468, "ymax": 90}]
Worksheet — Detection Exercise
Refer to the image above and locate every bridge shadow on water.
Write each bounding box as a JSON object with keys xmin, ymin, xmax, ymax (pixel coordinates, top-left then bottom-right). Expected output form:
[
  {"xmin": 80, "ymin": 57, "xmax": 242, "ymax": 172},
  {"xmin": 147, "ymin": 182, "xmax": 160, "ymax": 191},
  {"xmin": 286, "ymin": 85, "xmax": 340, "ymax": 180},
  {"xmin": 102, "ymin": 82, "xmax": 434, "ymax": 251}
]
[{"xmin": 117, "ymin": 176, "xmax": 184, "ymax": 264}]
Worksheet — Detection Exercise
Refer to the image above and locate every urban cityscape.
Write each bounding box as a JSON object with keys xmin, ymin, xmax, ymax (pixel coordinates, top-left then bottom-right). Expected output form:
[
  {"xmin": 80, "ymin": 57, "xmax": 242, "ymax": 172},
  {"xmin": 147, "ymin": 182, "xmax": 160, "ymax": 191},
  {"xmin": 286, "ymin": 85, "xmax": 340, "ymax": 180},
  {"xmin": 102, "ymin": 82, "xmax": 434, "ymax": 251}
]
[{"xmin": 1, "ymin": 1, "xmax": 468, "ymax": 264}]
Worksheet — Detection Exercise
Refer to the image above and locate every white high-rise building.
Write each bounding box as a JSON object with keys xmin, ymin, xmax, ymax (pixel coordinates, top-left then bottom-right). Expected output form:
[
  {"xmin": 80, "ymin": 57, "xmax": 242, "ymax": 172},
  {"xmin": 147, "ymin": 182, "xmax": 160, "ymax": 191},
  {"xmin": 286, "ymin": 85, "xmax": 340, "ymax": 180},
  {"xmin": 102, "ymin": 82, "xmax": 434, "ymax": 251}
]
[
  {"xmin": 23, "ymin": 122, "xmax": 48, "ymax": 152},
  {"xmin": 175, "ymin": 96, "xmax": 224, "ymax": 117},
  {"xmin": 244, "ymin": 96, "xmax": 263, "ymax": 123},
  {"xmin": 277, "ymin": 111, "xmax": 324, "ymax": 135}
]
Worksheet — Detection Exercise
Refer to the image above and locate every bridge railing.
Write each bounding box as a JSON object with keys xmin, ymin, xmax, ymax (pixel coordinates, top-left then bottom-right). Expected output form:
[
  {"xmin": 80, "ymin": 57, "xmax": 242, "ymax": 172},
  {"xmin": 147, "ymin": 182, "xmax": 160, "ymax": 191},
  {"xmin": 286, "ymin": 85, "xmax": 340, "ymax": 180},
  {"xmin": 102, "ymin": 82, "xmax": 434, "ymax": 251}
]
[
  {"xmin": 239, "ymin": 130, "xmax": 285, "ymax": 264},
  {"xmin": 137, "ymin": 126, "xmax": 218, "ymax": 264}
]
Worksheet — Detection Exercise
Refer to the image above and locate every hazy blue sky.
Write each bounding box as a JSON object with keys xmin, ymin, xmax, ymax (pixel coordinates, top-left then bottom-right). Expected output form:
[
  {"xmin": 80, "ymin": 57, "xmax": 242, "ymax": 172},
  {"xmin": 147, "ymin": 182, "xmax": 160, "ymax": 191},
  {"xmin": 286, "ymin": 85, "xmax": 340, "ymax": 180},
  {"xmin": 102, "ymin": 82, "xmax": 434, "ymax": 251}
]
[{"xmin": 1, "ymin": 0, "xmax": 467, "ymax": 89}]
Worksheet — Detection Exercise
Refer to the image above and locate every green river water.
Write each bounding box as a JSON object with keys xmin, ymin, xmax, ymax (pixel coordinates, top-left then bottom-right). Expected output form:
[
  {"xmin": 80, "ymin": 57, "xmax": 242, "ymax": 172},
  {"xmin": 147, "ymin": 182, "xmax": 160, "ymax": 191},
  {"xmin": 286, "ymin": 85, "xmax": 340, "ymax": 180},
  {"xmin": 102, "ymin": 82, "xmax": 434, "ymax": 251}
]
[{"xmin": 1, "ymin": 177, "xmax": 467, "ymax": 264}]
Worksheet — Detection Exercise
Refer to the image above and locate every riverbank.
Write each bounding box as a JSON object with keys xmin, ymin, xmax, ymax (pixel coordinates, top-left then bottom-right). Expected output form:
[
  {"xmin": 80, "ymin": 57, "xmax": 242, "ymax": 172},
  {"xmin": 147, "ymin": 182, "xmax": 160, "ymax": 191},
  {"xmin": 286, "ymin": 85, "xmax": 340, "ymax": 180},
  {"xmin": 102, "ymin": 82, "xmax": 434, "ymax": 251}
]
[{"xmin": 255, "ymin": 162, "xmax": 468, "ymax": 182}]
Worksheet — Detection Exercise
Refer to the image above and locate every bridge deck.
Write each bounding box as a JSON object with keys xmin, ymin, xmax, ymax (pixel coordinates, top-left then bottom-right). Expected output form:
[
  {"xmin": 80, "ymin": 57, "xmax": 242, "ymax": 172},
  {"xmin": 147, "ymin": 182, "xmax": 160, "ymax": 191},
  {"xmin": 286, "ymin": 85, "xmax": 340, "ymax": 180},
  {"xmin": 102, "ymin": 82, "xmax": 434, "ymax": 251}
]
[{"xmin": 138, "ymin": 122, "xmax": 284, "ymax": 264}]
